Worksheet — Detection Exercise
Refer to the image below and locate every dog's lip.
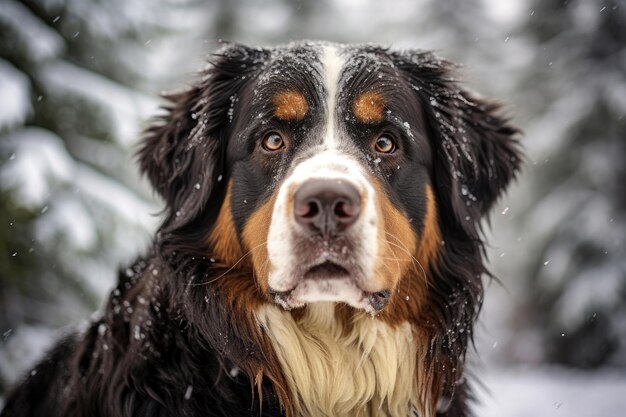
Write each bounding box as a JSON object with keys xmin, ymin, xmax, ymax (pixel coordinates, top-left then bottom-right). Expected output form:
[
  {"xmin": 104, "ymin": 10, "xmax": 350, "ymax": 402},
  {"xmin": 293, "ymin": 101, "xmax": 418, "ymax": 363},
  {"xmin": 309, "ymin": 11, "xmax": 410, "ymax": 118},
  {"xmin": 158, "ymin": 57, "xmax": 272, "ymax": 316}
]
[
  {"xmin": 269, "ymin": 259, "xmax": 369, "ymax": 293},
  {"xmin": 303, "ymin": 260, "xmax": 350, "ymax": 280},
  {"xmin": 267, "ymin": 259, "xmax": 354, "ymax": 294},
  {"xmin": 268, "ymin": 281, "xmax": 392, "ymax": 312},
  {"xmin": 267, "ymin": 257, "xmax": 391, "ymax": 312}
]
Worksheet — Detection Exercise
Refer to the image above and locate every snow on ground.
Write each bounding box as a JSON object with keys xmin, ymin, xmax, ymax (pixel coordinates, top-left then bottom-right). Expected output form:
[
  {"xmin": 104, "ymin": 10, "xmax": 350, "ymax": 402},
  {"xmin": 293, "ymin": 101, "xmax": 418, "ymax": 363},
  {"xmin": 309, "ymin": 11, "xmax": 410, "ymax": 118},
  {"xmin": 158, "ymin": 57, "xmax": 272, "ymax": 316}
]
[{"xmin": 475, "ymin": 367, "xmax": 626, "ymax": 417}]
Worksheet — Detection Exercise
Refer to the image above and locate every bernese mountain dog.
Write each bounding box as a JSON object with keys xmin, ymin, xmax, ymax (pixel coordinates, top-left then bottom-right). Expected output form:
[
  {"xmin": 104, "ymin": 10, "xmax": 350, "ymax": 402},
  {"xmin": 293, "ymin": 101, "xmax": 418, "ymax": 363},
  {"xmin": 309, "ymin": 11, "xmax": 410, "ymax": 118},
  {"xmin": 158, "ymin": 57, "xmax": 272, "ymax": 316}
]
[{"xmin": 1, "ymin": 42, "xmax": 521, "ymax": 417}]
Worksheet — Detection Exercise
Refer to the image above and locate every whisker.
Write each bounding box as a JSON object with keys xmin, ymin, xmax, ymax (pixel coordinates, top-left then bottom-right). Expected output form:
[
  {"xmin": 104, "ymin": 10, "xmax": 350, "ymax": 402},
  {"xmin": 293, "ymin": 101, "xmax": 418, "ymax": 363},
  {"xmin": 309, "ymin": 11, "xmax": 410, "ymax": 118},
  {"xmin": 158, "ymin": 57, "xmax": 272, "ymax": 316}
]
[
  {"xmin": 189, "ymin": 241, "xmax": 268, "ymax": 286},
  {"xmin": 379, "ymin": 251, "xmax": 401, "ymax": 281},
  {"xmin": 382, "ymin": 231, "xmax": 428, "ymax": 283},
  {"xmin": 255, "ymin": 257, "xmax": 271, "ymax": 294},
  {"xmin": 381, "ymin": 236, "xmax": 427, "ymax": 302}
]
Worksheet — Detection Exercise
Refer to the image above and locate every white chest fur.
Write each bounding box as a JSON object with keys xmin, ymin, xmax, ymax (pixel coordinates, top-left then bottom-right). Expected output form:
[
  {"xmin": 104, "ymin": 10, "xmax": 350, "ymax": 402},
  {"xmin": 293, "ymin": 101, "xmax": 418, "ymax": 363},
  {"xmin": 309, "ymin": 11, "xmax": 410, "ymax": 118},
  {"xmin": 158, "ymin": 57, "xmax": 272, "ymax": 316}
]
[{"xmin": 255, "ymin": 303, "xmax": 425, "ymax": 417}]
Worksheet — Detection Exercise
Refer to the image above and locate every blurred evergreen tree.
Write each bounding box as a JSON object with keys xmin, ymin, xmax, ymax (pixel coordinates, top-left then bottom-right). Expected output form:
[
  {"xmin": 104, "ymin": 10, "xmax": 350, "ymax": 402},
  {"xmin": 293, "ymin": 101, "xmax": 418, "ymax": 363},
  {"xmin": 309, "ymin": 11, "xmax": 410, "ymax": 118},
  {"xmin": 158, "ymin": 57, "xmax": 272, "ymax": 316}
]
[
  {"xmin": 511, "ymin": 0, "xmax": 626, "ymax": 367},
  {"xmin": 0, "ymin": 0, "xmax": 205, "ymax": 392}
]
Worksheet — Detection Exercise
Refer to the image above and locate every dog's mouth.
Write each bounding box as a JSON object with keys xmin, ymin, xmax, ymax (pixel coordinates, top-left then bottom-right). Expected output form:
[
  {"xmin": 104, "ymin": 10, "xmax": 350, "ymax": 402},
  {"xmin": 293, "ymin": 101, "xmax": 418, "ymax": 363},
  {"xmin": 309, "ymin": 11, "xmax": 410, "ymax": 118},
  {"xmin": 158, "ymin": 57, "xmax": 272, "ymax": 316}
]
[
  {"xmin": 303, "ymin": 261, "xmax": 350, "ymax": 280},
  {"xmin": 269, "ymin": 260, "xmax": 390, "ymax": 314}
]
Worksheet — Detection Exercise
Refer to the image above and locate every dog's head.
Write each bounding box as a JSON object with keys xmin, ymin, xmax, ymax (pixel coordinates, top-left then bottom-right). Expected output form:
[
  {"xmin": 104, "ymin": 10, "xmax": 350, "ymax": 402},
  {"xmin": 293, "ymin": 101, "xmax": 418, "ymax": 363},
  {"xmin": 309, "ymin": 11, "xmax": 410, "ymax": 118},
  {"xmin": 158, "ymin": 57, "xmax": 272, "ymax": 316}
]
[{"xmin": 139, "ymin": 42, "xmax": 521, "ymax": 320}]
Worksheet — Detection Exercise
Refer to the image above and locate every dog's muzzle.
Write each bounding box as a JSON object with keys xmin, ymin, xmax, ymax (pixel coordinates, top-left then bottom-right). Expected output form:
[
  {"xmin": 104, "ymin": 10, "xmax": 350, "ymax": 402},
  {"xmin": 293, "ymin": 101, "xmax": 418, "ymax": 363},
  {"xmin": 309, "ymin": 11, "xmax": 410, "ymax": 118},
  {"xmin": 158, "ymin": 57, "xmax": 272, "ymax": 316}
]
[{"xmin": 266, "ymin": 170, "xmax": 390, "ymax": 313}]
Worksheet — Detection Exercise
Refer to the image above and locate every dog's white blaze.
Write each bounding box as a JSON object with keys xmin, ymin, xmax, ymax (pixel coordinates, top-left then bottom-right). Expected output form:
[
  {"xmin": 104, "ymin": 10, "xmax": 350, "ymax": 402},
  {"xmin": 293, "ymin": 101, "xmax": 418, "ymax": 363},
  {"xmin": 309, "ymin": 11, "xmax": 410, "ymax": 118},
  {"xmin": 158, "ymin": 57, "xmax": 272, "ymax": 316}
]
[
  {"xmin": 264, "ymin": 45, "xmax": 382, "ymax": 310},
  {"xmin": 321, "ymin": 44, "xmax": 345, "ymax": 149},
  {"xmin": 266, "ymin": 149, "xmax": 379, "ymax": 307}
]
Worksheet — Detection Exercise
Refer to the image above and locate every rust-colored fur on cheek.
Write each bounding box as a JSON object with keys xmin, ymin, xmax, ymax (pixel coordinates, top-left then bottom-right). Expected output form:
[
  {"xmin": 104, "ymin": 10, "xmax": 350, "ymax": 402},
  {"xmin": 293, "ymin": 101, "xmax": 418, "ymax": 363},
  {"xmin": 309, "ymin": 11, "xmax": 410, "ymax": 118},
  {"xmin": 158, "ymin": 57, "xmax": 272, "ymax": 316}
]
[
  {"xmin": 416, "ymin": 186, "xmax": 441, "ymax": 272},
  {"xmin": 242, "ymin": 193, "xmax": 277, "ymax": 294},
  {"xmin": 371, "ymin": 178, "xmax": 418, "ymax": 295},
  {"xmin": 208, "ymin": 182, "xmax": 244, "ymax": 265},
  {"xmin": 375, "ymin": 184, "xmax": 441, "ymax": 326}
]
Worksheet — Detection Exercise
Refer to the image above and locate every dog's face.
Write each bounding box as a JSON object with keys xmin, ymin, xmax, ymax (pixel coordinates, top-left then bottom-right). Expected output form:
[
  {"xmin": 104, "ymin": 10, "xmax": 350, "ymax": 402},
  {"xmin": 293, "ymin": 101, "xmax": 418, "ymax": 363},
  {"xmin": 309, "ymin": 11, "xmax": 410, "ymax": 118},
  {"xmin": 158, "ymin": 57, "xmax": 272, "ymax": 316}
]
[
  {"xmin": 226, "ymin": 45, "xmax": 436, "ymax": 314},
  {"xmin": 140, "ymin": 42, "xmax": 520, "ymax": 318}
]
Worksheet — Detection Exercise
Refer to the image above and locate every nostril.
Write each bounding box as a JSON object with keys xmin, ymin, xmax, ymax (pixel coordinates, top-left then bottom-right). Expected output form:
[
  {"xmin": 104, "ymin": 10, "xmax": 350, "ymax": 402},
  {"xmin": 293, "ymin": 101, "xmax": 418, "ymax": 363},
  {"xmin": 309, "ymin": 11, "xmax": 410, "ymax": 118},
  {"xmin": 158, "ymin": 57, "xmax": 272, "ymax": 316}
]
[
  {"xmin": 334, "ymin": 199, "xmax": 359, "ymax": 220},
  {"xmin": 295, "ymin": 200, "xmax": 320, "ymax": 219},
  {"xmin": 307, "ymin": 201, "xmax": 320, "ymax": 218},
  {"xmin": 334, "ymin": 201, "xmax": 347, "ymax": 218}
]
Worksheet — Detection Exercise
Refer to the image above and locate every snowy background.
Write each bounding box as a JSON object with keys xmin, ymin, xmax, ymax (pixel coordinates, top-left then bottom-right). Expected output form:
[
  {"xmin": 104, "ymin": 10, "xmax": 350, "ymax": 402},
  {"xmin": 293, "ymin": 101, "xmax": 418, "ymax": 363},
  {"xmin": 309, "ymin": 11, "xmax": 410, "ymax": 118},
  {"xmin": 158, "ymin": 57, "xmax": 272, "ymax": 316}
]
[{"xmin": 1, "ymin": 0, "xmax": 625, "ymax": 415}]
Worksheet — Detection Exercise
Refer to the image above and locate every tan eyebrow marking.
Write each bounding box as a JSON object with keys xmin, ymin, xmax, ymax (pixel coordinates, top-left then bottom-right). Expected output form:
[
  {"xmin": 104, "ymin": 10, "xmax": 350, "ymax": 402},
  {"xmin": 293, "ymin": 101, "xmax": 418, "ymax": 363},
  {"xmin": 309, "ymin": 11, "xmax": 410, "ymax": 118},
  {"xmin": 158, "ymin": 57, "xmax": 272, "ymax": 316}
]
[
  {"xmin": 273, "ymin": 90, "xmax": 309, "ymax": 121},
  {"xmin": 353, "ymin": 91, "xmax": 385, "ymax": 123}
]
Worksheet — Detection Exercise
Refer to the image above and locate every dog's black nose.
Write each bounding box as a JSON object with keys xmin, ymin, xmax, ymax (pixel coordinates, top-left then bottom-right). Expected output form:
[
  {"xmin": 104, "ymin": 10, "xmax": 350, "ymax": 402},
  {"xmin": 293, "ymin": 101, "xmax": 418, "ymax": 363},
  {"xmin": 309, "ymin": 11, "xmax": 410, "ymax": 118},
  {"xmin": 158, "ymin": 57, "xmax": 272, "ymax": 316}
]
[{"xmin": 293, "ymin": 179, "xmax": 361, "ymax": 237}]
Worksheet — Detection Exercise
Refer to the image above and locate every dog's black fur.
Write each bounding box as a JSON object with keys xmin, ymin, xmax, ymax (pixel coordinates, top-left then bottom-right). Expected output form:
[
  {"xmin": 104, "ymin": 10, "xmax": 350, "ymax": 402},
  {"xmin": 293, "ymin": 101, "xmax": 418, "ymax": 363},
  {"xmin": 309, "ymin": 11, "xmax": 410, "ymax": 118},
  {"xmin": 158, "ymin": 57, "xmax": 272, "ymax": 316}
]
[{"xmin": 1, "ymin": 43, "xmax": 521, "ymax": 417}]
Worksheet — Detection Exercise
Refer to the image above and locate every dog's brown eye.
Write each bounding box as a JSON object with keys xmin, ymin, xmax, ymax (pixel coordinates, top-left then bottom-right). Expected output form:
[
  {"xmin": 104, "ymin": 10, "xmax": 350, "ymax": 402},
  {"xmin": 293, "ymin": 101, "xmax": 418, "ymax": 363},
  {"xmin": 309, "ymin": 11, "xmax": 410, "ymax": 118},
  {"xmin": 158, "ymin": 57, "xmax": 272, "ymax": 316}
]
[
  {"xmin": 374, "ymin": 135, "xmax": 396, "ymax": 154},
  {"xmin": 262, "ymin": 132, "xmax": 285, "ymax": 152}
]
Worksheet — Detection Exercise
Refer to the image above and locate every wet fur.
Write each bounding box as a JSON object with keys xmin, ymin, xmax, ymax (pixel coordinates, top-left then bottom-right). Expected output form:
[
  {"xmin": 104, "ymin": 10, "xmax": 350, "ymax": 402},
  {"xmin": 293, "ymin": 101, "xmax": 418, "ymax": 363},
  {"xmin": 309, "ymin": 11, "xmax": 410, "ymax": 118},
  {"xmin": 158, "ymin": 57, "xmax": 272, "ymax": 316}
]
[{"xmin": 1, "ymin": 43, "xmax": 521, "ymax": 417}]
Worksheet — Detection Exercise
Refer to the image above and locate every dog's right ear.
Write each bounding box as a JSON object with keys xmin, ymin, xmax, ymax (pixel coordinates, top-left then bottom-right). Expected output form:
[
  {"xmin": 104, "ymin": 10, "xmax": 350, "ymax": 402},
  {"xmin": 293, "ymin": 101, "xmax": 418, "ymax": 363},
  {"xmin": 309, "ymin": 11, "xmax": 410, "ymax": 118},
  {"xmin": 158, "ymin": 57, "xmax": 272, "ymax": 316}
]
[
  {"xmin": 139, "ymin": 86, "xmax": 210, "ymax": 204},
  {"xmin": 138, "ymin": 44, "xmax": 269, "ymax": 230}
]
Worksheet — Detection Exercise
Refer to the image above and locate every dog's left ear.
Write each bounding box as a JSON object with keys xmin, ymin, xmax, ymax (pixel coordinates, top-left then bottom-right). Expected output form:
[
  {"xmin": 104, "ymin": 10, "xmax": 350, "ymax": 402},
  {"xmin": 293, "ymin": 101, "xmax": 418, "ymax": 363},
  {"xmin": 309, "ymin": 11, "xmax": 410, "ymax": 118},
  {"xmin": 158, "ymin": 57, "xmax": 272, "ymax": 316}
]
[{"xmin": 393, "ymin": 51, "xmax": 522, "ymax": 227}]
